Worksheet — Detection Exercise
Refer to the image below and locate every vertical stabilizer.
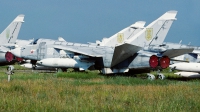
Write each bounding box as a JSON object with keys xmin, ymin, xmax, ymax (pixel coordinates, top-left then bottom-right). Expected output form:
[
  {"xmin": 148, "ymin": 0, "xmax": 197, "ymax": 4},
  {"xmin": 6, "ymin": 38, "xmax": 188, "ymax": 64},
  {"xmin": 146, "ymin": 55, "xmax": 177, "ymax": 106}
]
[
  {"xmin": 0, "ymin": 14, "xmax": 25, "ymax": 44},
  {"xmin": 58, "ymin": 37, "xmax": 66, "ymax": 42},
  {"xmin": 110, "ymin": 11, "xmax": 177, "ymax": 67},
  {"xmin": 101, "ymin": 21, "xmax": 146, "ymax": 47},
  {"xmin": 126, "ymin": 11, "xmax": 177, "ymax": 47}
]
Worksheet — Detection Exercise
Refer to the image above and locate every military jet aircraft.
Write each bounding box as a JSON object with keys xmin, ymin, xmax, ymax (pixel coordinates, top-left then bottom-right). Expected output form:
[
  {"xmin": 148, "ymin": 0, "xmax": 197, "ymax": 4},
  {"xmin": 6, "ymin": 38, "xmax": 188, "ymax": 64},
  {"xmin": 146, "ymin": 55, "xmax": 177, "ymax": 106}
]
[
  {"xmin": 163, "ymin": 42, "xmax": 200, "ymax": 78},
  {"xmin": 11, "ymin": 20, "xmax": 146, "ymax": 70},
  {"xmin": 13, "ymin": 20, "xmax": 146, "ymax": 70},
  {"xmin": 0, "ymin": 14, "xmax": 25, "ymax": 65},
  {"xmin": 11, "ymin": 11, "xmax": 193, "ymax": 79}
]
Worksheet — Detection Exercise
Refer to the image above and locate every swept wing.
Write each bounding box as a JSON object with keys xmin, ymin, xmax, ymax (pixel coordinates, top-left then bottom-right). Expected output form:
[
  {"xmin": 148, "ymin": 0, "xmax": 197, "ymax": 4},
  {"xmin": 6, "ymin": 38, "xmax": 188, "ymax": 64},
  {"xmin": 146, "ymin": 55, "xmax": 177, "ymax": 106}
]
[{"xmin": 53, "ymin": 45, "xmax": 104, "ymax": 57}]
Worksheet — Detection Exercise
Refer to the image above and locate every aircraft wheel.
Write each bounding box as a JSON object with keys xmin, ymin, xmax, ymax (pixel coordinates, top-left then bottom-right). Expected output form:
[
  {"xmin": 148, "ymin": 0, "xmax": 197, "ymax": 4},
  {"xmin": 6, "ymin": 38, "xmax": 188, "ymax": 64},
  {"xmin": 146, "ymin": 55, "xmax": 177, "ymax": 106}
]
[
  {"xmin": 147, "ymin": 73, "xmax": 155, "ymax": 80},
  {"xmin": 158, "ymin": 73, "xmax": 165, "ymax": 80}
]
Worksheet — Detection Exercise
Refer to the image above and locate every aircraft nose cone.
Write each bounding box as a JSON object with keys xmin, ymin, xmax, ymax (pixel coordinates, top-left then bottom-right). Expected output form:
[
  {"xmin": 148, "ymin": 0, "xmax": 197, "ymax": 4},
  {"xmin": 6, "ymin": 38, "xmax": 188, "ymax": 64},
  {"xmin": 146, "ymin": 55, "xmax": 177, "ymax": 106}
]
[{"xmin": 10, "ymin": 47, "xmax": 21, "ymax": 57}]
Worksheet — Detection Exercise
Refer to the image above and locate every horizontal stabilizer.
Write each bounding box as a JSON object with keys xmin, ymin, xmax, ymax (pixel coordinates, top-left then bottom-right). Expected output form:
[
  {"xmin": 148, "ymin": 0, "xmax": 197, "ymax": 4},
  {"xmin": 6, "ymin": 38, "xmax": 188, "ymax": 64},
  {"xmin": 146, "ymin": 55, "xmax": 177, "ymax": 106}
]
[
  {"xmin": 111, "ymin": 44, "xmax": 142, "ymax": 67},
  {"xmin": 162, "ymin": 48, "xmax": 194, "ymax": 58},
  {"xmin": 53, "ymin": 45, "xmax": 102, "ymax": 57}
]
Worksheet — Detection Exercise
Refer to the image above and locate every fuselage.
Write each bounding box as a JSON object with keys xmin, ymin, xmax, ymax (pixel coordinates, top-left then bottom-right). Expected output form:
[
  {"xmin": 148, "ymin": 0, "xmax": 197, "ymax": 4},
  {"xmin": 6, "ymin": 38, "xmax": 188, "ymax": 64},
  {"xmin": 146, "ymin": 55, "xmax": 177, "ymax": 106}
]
[{"xmin": 11, "ymin": 38, "xmax": 155, "ymax": 73}]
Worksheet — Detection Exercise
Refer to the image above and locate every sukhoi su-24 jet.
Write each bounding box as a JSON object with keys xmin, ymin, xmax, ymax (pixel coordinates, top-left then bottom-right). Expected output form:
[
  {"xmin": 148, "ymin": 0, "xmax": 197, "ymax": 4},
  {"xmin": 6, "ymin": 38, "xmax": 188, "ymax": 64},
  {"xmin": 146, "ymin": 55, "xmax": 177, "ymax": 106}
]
[{"xmin": 11, "ymin": 11, "xmax": 194, "ymax": 79}]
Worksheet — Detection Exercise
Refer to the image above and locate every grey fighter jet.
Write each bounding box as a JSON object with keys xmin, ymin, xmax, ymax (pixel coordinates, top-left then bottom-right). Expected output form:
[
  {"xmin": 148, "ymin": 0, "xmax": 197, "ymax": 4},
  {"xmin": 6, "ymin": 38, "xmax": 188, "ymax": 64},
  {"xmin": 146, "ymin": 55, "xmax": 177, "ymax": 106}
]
[{"xmin": 11, "ymin": 11, "xmax": 193, "ymax": 78}]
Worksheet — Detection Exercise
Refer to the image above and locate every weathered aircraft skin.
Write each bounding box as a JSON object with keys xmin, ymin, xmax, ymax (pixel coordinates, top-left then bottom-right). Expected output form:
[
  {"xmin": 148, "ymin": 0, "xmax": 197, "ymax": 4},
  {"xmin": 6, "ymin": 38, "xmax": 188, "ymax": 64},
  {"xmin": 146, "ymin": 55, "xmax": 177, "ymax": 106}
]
[{"xmin": 11, "ymin": 11, "xmax": 193, "ymax": 75}]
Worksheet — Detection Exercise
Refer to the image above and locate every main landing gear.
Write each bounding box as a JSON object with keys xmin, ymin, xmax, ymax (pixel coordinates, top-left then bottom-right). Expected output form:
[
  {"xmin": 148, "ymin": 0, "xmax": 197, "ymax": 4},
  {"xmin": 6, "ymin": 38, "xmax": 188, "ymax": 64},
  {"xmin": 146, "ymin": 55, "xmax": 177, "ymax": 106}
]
[{"xmin": 147, "ymin": 70, "xmax": 165, "ymax": 80}]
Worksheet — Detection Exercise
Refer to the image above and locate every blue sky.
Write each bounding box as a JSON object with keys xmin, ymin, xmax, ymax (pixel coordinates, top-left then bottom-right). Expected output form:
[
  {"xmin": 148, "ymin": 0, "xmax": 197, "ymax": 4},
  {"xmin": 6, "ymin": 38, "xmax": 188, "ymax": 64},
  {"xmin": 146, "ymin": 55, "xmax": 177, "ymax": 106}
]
[{"xmin": 0, "ymin": 1, "xmax": 200, "ymax": 46}]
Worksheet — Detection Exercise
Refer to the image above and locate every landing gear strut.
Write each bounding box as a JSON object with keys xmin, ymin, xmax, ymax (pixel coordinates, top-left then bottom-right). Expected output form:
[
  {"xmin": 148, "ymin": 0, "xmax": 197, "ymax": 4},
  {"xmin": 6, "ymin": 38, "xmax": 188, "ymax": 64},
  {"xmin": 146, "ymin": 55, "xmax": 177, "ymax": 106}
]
[{"xmin": 147, "ymin": 70, "xmax": 165, "ymax": 80}]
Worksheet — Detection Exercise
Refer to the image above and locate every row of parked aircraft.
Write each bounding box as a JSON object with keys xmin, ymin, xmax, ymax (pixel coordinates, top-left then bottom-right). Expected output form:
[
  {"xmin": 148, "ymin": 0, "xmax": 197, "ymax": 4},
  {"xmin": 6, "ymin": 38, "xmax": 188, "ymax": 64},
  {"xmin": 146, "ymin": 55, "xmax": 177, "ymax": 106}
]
[{"xmin": 1, "ymin": 10, "xmax": 200, "ymax": 79}]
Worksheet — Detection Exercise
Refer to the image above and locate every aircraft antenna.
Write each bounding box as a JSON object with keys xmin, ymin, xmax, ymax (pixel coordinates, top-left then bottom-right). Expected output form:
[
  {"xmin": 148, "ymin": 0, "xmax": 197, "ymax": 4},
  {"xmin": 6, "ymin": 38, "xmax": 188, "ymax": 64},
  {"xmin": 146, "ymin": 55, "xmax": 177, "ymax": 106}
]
[{"xmin": 179, "ymin": 40, "xmax": 182, "ymax": 44}]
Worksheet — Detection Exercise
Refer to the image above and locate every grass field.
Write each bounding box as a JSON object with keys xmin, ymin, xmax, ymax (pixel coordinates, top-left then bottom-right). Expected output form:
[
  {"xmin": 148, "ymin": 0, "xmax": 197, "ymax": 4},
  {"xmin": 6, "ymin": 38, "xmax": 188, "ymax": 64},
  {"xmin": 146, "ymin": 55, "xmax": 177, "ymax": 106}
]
[{"xmin": 0, "ymin": 65, "xmax": 200, "ymax": 111}]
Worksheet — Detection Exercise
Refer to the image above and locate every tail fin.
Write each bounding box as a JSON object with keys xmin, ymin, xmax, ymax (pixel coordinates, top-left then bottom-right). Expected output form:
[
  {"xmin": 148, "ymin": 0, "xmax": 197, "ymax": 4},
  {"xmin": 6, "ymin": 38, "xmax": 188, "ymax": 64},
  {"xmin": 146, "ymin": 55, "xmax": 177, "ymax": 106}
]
[
  {"xmin": 126, "ymin": 11, "xmax": 177, "ymax": 47},
  {"xmin": 0, "ymin": 14, "xmax": 25, "ymax": 45},
  {"xmin": 58, "ymin": 37, "xmax": 67, "ymax": 42},
  {"xmin": 110, "ymin": 11, "xmax": 177, "ymax": 67},
  {"xmin": 100, "ymin": 21, "xmax": 146, "ymax": 47}
]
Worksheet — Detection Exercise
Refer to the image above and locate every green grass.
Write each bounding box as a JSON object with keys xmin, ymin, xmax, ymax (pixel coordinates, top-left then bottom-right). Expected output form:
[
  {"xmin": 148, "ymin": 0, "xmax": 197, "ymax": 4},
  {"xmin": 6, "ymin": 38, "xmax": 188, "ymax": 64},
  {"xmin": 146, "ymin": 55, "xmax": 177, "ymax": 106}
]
[
  {"xmin": 56, "ymin": 71, "xmax": 102, "ymax": 79},
  {"xmin": 0, "ymin": 65, "xmax": 200, "ymax": 111}
]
